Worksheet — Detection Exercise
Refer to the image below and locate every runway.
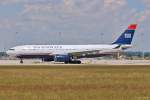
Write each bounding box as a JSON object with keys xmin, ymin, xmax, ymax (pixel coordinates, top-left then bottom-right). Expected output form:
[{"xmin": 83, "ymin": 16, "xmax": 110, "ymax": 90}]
[
  {"xmin": 0, "ymin": 59, "xmax": 150, "ymax": 65},
  {"xmin": 0, "ymin": 61, "xmax": 150, "ymax": 70}
]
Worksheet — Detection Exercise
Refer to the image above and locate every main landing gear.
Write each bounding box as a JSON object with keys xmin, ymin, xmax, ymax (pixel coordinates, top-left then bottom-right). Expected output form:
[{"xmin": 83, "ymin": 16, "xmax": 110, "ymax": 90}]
[{"xmin": 65, "ymin": 60, "xmax": 82, "ymax": 64}]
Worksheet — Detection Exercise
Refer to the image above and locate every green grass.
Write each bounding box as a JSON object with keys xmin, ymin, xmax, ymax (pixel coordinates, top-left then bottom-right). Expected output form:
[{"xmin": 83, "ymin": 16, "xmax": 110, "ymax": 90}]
[{"xmin": 0, "ymin": 65, "xmax": 150, "ymax": 100}]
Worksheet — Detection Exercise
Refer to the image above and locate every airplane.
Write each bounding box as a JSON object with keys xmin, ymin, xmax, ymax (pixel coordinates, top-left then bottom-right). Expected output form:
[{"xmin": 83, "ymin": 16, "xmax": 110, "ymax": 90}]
[{"xmin": 6, "ymin": 24, "xmax": 137, "ymax": 64}]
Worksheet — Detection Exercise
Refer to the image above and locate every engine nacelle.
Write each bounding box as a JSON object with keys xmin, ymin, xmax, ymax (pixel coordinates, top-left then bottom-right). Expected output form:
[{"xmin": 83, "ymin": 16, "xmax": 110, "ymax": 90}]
[
  {"xmin": 54, "ymin": 54, "xmax": 72, "ymax": 63},
  {"xmin": 43, "ymin": 57, "xmax": 54, "ymax": 62}
]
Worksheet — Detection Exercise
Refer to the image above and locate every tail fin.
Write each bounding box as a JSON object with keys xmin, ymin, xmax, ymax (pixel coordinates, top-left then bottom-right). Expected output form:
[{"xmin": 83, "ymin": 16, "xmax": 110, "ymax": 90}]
[{"xmin": 113, "ymin": 24, "xmax": 137, "ymax": 45}]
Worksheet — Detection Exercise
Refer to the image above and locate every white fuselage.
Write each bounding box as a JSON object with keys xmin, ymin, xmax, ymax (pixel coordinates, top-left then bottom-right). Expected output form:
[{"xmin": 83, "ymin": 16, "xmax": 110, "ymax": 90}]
[{"xmin": 6, "ymin": 44, "xmax": 122, "ymax": 57}]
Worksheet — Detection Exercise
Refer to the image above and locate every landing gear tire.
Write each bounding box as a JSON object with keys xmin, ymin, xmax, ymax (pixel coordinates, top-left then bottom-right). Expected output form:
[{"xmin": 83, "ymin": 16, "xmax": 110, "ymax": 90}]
[
  {"xmin": 20, "ymin": 59, "xmax": 23, "ymax": 64},
  {"xmin": 77, "ymin": 60, "xmax": 81, "ymax": 64},
  {"xmin": 70, "ymin": 60, "xmax": 81, "ymax": 64},
  {"xmin": 75, "ymin": 60, "xmax": 81, "ymax": 64},
  {"xmin": 65, "ymin": 61, "xmax": 69, "ymax": 64}
]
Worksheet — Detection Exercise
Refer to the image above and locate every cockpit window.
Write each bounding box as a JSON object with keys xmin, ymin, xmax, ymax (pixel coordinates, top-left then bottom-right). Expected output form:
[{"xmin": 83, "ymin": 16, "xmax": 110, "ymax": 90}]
[{"xmin": 9, "ymin": 49, "xmax": 15, "ymax": 50}]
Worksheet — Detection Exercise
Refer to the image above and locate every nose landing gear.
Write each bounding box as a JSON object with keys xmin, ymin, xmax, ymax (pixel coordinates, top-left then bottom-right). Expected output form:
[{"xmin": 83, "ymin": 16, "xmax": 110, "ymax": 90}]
[{"xmin": 20, "ymin": 59, "xmax": 23, "ymax": 64}]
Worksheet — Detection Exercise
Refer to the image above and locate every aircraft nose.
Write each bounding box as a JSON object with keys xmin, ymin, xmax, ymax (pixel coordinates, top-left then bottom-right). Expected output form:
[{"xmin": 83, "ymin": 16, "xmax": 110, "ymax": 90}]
[
  {"xmin": 6, "ymin": 50, "xmax": 15, "ymax": 56},
  {"xmin": 6, "ymin": 50, "xmax": 11, "ymax": 56}
]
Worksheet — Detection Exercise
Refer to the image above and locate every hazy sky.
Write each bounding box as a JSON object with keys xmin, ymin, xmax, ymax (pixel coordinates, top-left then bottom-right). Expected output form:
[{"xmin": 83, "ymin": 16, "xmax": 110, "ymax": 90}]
[{"xmin": 0, "ymin": 0, "xmax": 150, "ymax": 51}]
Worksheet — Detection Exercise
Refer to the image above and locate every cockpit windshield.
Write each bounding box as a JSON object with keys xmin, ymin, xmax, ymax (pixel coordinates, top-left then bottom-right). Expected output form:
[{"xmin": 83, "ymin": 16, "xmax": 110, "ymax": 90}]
[{"xmin": 9, "ymin": 49, "xmax": 15, "ymax": 51}]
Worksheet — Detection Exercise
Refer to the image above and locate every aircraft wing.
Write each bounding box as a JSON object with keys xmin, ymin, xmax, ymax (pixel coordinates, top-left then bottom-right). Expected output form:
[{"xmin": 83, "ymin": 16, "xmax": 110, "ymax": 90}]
[{"xmin": 69, "ymin": 48, "xmax": 121, "ymax": 57}]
